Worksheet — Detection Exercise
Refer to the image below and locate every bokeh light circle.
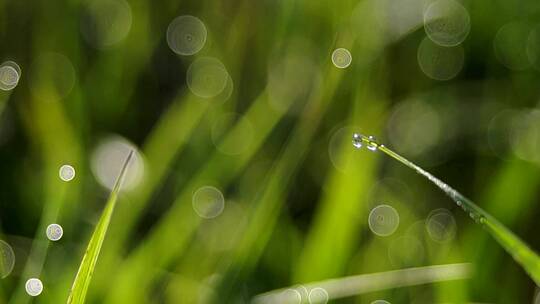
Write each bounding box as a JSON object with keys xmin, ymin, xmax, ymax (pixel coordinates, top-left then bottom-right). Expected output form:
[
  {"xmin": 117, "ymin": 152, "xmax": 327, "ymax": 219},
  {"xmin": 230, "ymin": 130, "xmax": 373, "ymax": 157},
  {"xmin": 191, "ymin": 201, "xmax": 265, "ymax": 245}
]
[
  {"xmin": 388, "ymin": 236, "xmax": 424, "ymax": 267},
  {"xmin": 424, "ymin": 0, "xmax": 470, "ymax": 47},
  {"xmin": 192, "ymin": 186, "xmax": 225, "ymax": 219},
  {"xmin": 0, "ymin": 62, "xmax": 20, "ymax": 91},
  {"xmin": 46, "ymin": 224, "xmax": 63, "ymax": 241},
  {"xmin": 368, "ymin": 204, "xmax": 400, "ymax": 236},
  {"xmin": 331, "ymin": 48, "xmax": 352, "ymax": 69},
  {"xmin": 494, "ymin": 22, "xmax": 532, "ymax": 70},
  {"xmin": 425, "ymin": 208, "xmax": 456, "ymax": 242},
  {"xmin": 280, "ymin": 288, "xmax": 302, "ymax": 304},
  {"xmin": 387, "ymin": 99, "xmax": 441, "ymax": 158},
  {"xmin": 91, "ymin": 135, "xmax": 144, "ymax": 191},
  {"xmin": 81, "ymin": 0, "xmax": 132, "ymax": 48},
  {"xmin": 187, "ymin": 57, "xmax": 229, "ymax": 98},
  {"xmin": 0, "ymin": 240, "xmax": 15, "ymax": 278},
  {"xmin": 167, "ymin": 15, "xmax": 207, "ymax": 56},
  {"xmin": 308, "ymin": 287, "xmax": 329, "ymax": 304},
  {"xmin": 211, "ymin": 112, "xmax": 254, "ymax": 155},
  {"xmin": 417, "ymin": 37, "xmax": 464, "ymax": 81},
  {"xmin": 30, "ymin": 53, "xmax": 76, "ymax": 100},
  {"xmin": 371, "ymin": 301, "xmax": 391, "ymax": 304},
  {"xmin": 59, "ymin": 164, "xmax": 76, "ymax": 182},
  {"xmin": 25, "ymin": 278, "xmax": 43, "ymax": 296}
]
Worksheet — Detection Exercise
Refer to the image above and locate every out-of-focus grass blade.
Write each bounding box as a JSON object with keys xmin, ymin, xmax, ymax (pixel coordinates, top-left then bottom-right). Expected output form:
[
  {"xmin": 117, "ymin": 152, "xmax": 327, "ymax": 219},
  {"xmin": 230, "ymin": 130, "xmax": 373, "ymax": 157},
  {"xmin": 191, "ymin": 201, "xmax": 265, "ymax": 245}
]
[
  {"xmin": 253, "ymin": 263, "xmax": 472, "ymax": 303},
  {"xmin": 66, "ymin": 151, "xmax": 134, "ymax": 304}
]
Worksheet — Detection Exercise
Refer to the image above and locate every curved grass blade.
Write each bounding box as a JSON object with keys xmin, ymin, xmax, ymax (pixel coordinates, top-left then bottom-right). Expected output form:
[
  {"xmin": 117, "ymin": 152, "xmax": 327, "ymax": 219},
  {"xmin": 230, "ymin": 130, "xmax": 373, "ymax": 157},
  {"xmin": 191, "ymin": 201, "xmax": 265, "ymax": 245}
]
[
  {"xmin": 67, "ymin": 150, "xmax": 134, "ymax": 304},
  {"xmin": 252, "ymin": 263, "xmax": 471, "ymax": 303},
  {"xmin": 352, "ymin": 133, "xmax": 540, "ymax": 286}
]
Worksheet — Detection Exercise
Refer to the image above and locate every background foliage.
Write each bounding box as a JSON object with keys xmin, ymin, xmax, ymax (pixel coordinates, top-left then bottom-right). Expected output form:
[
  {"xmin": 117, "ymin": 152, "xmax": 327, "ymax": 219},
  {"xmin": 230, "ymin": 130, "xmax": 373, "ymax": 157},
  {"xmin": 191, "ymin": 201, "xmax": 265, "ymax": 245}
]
[{"xmin": 1, "ymin": 0, "xmax": 540, "ymax": 303}]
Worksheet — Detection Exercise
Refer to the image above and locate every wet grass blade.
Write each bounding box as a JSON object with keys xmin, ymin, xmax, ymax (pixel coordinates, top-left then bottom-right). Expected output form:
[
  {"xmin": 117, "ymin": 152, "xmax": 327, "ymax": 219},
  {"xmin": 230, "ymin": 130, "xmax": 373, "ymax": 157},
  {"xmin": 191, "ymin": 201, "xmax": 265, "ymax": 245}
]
[
  {"xmin": 67, "ymin": 150, "xmax": 134, "ymax": 304},
  {"xmin": 353, "ymin": 133, "xmax": 540, "ymax": 286}
]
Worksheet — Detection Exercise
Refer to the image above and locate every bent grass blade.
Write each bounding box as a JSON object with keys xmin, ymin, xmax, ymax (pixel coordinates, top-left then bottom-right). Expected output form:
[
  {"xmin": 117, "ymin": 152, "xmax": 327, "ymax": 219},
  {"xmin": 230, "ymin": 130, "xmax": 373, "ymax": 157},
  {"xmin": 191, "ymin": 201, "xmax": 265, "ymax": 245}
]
[
  {"xmin": 252, "ymin": 263, "xmax": 471, "ymax": 303},
  {"xmin": 352, "ymin": 133, "xmax": 540, "ymax": 286},
  {"xmin": 67, "ymin": 151, "xmax": 134, "ymax": 304}
]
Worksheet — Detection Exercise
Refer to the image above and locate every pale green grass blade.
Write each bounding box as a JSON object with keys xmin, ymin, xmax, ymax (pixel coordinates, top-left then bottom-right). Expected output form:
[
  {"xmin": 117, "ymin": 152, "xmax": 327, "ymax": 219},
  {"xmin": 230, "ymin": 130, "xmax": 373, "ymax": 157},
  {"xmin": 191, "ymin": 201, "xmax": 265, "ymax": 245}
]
[
  {"xmin": 66, "ymin": 150, "xmax": 134, "ymax": 304},
  {"xmin": 253, "ymin": 263, "xmax": 472, "ymax": 303},
  {"xmin": 353, "ymin": 133, "xmax": 540, "ymax": 286}
]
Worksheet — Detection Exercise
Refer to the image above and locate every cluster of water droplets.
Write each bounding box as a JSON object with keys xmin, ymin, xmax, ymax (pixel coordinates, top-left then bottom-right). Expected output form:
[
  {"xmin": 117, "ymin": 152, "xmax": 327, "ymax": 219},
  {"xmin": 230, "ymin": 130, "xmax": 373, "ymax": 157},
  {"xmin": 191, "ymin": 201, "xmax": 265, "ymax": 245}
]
[{"xmin": 352, "ymin": 133, "xmax": 380, "ymax": 151}]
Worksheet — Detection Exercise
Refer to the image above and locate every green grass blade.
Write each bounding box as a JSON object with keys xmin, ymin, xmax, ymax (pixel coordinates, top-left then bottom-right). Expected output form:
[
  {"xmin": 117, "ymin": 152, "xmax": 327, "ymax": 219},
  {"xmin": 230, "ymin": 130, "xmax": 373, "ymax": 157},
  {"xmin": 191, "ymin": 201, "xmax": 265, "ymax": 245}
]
[
  {"xmin": 352, "ymin": 133, "xmax": 540, "ymax": 286},
  {"xmin": 253, "ymin": 263, "xmax": 472, "ymax": 303},
  {"xmin": 66, "ymin": 150, "xmax": 134, "ymax": 304}
]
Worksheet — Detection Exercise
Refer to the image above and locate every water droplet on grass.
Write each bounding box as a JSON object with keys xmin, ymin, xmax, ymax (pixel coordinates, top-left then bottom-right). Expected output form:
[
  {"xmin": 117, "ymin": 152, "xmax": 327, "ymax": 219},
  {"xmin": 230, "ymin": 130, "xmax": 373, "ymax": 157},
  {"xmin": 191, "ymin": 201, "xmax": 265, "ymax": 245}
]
[
  {"xmin": 25, "ymin": 278, "xmax": 43, "ymax": 296},
  {"xmin": 46, "ymin": 224, "xmax": 63, "ymax": 241},
  {"xmin": 352, "ymin": 133, "xmax": 363, "ymax": 149},
  {"xmin": 367, "ymin": 135, "xmax": 378, "ymax": 151},
  {"xmin": 167, "ymin": 15, "xmax": 207, "ymax": 56},
  {"xmin": 59, "ymin": 164, "xmax": 76, "ymax": 182},
  {"xmin": 0, "ymin": 240, "xmax": 15, "ymax": 278},
  {"xmin": 369, "ymin": 204, "xmax": 400, "ymax": 236}
]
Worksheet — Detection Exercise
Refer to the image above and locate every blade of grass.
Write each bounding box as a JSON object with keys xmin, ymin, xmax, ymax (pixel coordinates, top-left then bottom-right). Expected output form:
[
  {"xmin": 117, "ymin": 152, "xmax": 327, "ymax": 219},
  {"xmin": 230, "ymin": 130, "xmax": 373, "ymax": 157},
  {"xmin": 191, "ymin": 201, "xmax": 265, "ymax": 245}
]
[
  {"xmin": 353, "ymin": 133, "xmax": 540, "ymax": 285},
  {"xmin": 253, "ymin": 263, "xmax": 472, "ymax": 303},
  {"xmin": 66, "ymin": 150, "xmax": 134, "ymax": 304}
]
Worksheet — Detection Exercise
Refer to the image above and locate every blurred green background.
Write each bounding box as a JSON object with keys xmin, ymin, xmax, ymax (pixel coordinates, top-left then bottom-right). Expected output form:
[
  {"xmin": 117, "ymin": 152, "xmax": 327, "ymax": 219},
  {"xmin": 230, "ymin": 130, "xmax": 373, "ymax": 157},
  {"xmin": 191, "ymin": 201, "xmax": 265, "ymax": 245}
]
[{"xmin": 1, "ymin": 0, "xmax": 540, "ymax": 302}]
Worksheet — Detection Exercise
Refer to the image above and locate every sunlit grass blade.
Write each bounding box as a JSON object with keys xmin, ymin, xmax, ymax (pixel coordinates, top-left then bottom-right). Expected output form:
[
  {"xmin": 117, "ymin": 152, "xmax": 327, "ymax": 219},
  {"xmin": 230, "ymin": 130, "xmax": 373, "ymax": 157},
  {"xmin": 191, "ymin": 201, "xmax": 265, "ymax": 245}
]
[
  {"xmin": 66, "ymin": 150, "xmax": 134, "ymax": 304},
  {"xmin": 253, "ymin": 263, "xmax": 472, "ymax": 303},
  {"xmin": 353, "ymin": 133, "xmax": 540, "ymax": 286}
]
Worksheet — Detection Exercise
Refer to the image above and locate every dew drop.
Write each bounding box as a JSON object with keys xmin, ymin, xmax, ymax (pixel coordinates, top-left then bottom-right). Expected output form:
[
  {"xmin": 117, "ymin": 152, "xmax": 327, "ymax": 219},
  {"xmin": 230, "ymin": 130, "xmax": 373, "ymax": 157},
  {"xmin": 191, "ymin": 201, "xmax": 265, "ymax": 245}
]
[
  {"xmin": 367, "ymin": 135, "xmax": 378, "ymax": 151},
  {"xmin": 46, "ymin": 224, "xmax": 63, "ymax": 241},
  {"xmin": 352, "ymin": 133, "xmax": 363, "ymax": 149},
  {"xmin": 25, "ymin": 278, "xmax": 43, "ymax": 296}
]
